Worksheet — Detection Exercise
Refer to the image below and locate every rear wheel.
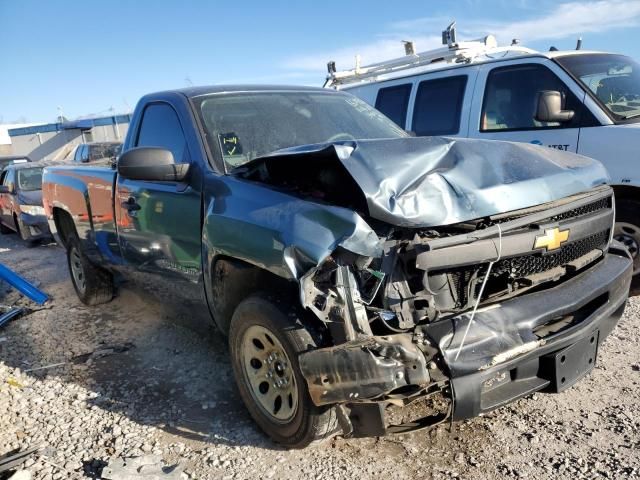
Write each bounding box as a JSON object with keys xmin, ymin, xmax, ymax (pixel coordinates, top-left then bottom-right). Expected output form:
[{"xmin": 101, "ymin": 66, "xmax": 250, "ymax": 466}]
[
  {"xmin": 66, "ymin": 235, "xmax": 114, "ymax": 305},
  {"xmin": 229, "ymin": 295, "xmax": 338, "ymax": 448},
  {"xmin": 614, "ymin": 199, "xmax": 640, "ymax": 275}
]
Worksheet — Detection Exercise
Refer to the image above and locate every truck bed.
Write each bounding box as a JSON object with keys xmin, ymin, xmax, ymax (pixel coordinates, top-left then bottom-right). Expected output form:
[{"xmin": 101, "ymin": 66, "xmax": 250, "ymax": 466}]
[{"xmin": 42, "ymin": 165, "xmax": 117, "ymax": 253}]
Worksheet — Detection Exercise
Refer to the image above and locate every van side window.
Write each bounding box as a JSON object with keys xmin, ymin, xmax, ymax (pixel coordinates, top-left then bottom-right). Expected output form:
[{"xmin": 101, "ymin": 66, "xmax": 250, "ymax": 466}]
[
  {"xmin": 412, "ymin": 76, "xmax": 467, "ymax": 136},
  {"xmin": 375, "ymin": 84, "xmax": 412, "ymax": 128},
  {"xmin": 481, "ymin": 64, "xmax": 589, "ymax": 131},
  {"xmin": 136, "ymin": 103, "xmax": 187, "ymax": 163}
]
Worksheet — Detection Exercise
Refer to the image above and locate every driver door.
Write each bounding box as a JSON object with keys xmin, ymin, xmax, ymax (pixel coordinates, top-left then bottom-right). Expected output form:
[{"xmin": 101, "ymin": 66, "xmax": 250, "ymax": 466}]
[
  {"xmin": 114, "ymin": 102, "xmax": 202, "ymax": 300},
  {"xmin": 471, "ymin": 60, "xmax": 596, "ymax": 152}
]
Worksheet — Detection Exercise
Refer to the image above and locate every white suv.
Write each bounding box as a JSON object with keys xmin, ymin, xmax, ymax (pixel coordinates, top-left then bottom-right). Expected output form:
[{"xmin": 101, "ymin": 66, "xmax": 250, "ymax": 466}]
[{"xmin": 328, "ymin": 33, "xmax": 640, "ymax": 274}]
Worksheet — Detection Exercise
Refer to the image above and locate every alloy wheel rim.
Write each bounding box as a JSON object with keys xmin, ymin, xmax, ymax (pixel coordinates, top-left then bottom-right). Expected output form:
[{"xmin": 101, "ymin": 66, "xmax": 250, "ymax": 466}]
[
  {"xmin": 70, "ymin": 248, "xmax": 87, "ymax": 294},
  {"xmin": 241, "ymin": 324, "xmax": 298, "ymax": 423},
  {"xmin": 614, "ymin": 221, "xmax": 640, "ymax": 275}
]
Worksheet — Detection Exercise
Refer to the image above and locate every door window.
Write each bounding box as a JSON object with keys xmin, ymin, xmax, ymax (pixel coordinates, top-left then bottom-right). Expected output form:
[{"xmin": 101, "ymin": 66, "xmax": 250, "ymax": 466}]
[
  {"xmin": 375, "ymin": 84, "xmax": 412, "ymax": 128},
  {"xmin": 136, "ymin": 103, "xmax": 187, "ymax": 163},
  {"xmin": 481, "ymin": 64, "xmax": 590, "ymax": 131},
  {"xmin": 4, "ymin": 170, "xmax": 14, "ymax": 191},
  {"xmin": 412, "ymin": 76, "xmax": 467, "ymax": 136}
]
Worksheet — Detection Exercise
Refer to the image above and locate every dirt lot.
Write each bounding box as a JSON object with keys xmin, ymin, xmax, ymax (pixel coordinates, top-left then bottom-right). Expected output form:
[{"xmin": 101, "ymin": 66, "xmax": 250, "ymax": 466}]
[{"xmin": 0, "ymin": 234, "xmax": 639, "ymax": 480}]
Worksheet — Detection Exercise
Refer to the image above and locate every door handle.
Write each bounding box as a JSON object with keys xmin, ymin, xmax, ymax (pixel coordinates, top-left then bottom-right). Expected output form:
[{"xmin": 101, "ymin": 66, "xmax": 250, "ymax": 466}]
[{"xmin": 121, "ymin": 196, "xmax": 141, "ymax": 212}]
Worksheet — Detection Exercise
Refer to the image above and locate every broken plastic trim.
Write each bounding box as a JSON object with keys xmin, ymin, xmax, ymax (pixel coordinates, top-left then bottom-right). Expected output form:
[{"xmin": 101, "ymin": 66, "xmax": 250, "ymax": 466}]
[
  {"xmin": 298, "ymin": 334, "xmax": 431, "ymax": 406},
  {"xmin": 301, "ymin": 264, "xmax": 372, "ymax": 342}
]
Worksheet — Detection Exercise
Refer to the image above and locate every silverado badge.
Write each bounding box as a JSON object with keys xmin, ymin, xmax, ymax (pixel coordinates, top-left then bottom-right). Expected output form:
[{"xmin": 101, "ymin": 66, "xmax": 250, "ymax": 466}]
[{"xmin": 534, "ymin": 227, "xmax": 570, "ymax": 252}]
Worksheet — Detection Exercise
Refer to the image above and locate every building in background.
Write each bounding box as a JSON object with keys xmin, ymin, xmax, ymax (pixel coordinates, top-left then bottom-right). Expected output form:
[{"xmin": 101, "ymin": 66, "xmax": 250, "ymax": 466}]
[
  {"xmin": 7, "ymin": 114, "xmax": 131, "ymax": 161},
  {"xmin": 0, "ymin": 123, "xmax": 38, "ymax": 156}
]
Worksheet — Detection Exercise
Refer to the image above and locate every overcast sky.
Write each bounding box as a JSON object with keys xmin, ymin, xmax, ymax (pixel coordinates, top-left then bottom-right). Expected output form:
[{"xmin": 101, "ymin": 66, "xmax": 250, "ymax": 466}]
[{"xmin": 1, "ymin": 0, "xmax": 639, "ymax": 123}]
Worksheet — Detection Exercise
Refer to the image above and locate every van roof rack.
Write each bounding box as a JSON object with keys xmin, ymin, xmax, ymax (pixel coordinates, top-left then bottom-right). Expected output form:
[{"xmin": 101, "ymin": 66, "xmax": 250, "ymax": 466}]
[{"xmin": 324, "ymin": 22, "xmax": 535, "ymax": 88}]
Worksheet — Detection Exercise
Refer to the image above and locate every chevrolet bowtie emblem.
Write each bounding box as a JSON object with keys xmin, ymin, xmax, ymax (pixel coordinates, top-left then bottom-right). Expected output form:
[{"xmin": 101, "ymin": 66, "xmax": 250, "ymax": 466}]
[{"xmin": 534, "ymin": 227, "xmax": 570, "ymax": 252}]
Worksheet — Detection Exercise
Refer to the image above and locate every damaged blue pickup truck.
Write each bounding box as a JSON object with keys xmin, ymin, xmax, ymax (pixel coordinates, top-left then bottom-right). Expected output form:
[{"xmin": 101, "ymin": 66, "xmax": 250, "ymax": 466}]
[{"xmin": 42, "ymin": 85, "xmax": 632, "ymax": 447}]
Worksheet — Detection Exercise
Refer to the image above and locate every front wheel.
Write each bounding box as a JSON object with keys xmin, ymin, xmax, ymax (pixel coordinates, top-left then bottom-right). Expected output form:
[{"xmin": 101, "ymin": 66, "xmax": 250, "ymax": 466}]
[
  {"xmin": 229, "ymin": 295, "xmax": 338, "ymax": 448},
  {"xmin": 14, "ymin": 215, "xmax": 30, "ymax": 241},
  {"xmin": 14, "ymin": 216, "xmax": 37, "ymax": 247},
  {"xmin": 614, "ymin": 199, "xmax": 640, "ymax": 275},
  {"xmin": 66, "ymin": 235, "xmax": 114, "ymax": 305}
]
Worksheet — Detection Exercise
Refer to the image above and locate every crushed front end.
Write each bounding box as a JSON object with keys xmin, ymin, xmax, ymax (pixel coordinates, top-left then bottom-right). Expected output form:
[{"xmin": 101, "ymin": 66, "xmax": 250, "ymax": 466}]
[{"xmin": 298, "ymin": 185, "xmax": 632, "ymax": 437}]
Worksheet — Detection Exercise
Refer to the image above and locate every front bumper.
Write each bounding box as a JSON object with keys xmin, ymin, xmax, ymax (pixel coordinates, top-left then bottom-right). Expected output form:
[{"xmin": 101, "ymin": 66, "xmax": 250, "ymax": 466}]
[
  {"xmin": 425, "ymin": 248, "xmax": 632, "ymax": 420},
  {"xmin": 299, "ymin": 247, "xmax": 632, "ymax": 434},
  {"xmin": 19, "ymin": 213, "xmax": 51, "ymax": 241}
]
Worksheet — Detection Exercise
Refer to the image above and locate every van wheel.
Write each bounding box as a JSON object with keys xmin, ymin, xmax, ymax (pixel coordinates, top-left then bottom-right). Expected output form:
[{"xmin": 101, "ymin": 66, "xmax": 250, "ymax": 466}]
[
  {"xmin": 67, "ymin": 235, "xmax": 114, "ymax": 305},
  {"xmin": 229, "ymin": 295, "xmax": 338, "ymax": 448},
  {"xmin": 614, "ymin": 199, "xmax": 640, "ymax": 275}
]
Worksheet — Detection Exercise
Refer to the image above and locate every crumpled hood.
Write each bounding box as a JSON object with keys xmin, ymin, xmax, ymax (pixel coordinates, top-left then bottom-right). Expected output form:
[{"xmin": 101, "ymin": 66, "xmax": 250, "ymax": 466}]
[{"xmin": 263, "ymin": 137, "xmax": 609, "ymax": 227}]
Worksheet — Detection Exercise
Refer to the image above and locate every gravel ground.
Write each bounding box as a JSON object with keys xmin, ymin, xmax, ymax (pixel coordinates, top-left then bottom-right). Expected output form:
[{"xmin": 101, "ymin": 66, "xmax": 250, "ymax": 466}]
[{"xmin": 0, "ymin": 234, "xmax": 639, "ymax": 480}]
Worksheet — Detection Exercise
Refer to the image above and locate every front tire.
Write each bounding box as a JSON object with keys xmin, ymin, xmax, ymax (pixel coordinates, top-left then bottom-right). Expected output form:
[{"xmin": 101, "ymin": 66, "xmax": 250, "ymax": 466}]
[
  {"xmin": 614, "ymin": 199, "xmax": 640, "ymax": 275},
  {"xmin": 66, "ymin": 235, "xmax": 114, "ymax": 305},
  {"xmin": 14, "ymin": 215, "xmax": 30, "ymax": 242},
  {"xmin": 229, "ymin": 295, "xmax": 338, "ymax": 448},
  {"xmin": 14, "ymin": 216, "xmax": 37, "ymax": 247}
]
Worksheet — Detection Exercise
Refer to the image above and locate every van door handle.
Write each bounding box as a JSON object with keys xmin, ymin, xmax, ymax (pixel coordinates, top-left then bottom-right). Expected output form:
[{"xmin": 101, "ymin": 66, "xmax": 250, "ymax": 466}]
[{"xmin": 121, "ymin": 196, "xmax": 141, "ymax": 212}]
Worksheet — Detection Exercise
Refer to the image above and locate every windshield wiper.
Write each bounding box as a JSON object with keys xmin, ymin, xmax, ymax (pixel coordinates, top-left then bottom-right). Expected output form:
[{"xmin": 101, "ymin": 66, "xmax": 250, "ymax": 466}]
[{"xmin": 621, "ymin": 113, "xmax": 640, "ymax": 120}]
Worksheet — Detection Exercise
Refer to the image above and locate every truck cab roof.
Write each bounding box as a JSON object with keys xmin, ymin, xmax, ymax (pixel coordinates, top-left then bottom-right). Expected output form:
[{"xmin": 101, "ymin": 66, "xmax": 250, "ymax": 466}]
[{"xmin": 148, "ymin": 84, "xmax": 332, "ymax": 100}]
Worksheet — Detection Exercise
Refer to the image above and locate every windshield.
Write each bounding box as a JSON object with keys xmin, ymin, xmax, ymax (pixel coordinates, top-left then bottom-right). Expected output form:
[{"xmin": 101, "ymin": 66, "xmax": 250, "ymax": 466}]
[
  {"xmin": 556, "ymin": 54, "xmax": 640, "ymax": 121},
  {"xmin": 89, "ymin": 143, "xmax": 121, "ymax": 161},
  {"xmin": 193, "ymin": 91, "xmax": 407, "ymax": 170},
  {"xmin": 17, "ymin": 167, "xmax": 43, "ymax": 191}
]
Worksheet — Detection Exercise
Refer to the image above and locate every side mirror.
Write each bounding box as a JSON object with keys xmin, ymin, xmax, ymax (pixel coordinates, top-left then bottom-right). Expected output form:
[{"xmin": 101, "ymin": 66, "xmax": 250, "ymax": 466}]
[
  {"xmin": 0, "ymin": 185, "xmax": 10, "ymax": 194},
  {"xmin": 117, "ymin": 147, "xmax": 190, "ymax": 182},
  {"xmin": 535, "ymin": 90, "xmax": 575, "ymax": 123}
]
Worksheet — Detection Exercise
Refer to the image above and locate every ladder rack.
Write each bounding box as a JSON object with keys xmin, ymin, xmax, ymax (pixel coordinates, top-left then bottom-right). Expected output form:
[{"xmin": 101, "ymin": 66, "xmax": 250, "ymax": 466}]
[{"xmin": 324, "ymin": 23, "xmax": 535, "ymax": 88}]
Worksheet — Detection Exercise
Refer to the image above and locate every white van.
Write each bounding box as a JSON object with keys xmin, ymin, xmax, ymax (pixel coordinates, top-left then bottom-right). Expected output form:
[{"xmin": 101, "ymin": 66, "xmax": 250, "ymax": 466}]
[{"xmin": 327, "ymin": 25, "xmax": 640, "ymax": 274}]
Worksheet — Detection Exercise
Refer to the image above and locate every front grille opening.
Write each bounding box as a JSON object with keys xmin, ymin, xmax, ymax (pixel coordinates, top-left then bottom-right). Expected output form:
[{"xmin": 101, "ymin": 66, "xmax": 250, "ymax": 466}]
[
  {"xmin": 430, "ymin": 231, "xmax": 609, "ymax": 309},
  {"xmin": 493, "ymin": 230, "xmax": 610, "ymax": 279},
  {"xmin": 532, "ymin": 293, "xmax": 609, "ymax": 339},
  {"xmin": 484, "ymin": 195, "xmax": 611, "ymax": 227},
  {"xmin": 547, "ymin": 197, "xmax": 611, "ymax": 223},
  {"xmin": 426, "ymin": 192, "xmax": 613, "ymax": 313}
]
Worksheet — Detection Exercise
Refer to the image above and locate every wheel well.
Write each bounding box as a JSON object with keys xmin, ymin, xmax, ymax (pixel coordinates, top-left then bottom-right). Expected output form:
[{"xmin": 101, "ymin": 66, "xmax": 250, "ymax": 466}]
[
  {"xmin": 209, "ymin": 256, "xmax": 299, "ymax": 335},
  {"xmin": 612, "ymin": 185, "xmax": 640, "ymax": 203},
  {"xmin": 52, "ymin": 208, "xmax": 77, "ymax": 249}
]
